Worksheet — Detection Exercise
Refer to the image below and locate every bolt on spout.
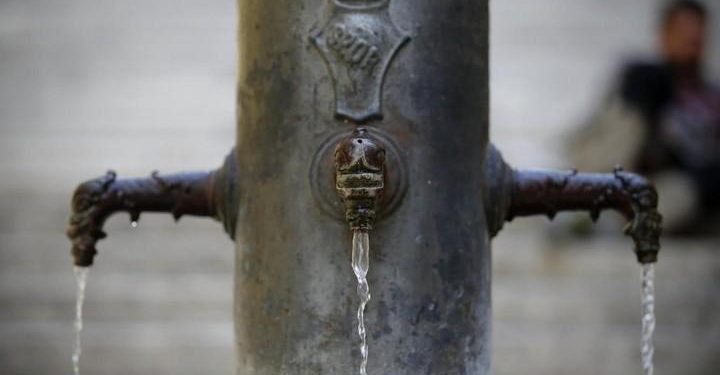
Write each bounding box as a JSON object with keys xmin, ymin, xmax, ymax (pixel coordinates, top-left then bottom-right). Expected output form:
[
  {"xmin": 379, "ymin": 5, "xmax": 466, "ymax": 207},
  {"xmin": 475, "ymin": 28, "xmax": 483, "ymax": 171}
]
[
  {"xmin": 506, "ymin": 167, "xmax": 662, "ymax": 264},
  {"xmin": 334, "ymin": 128, "xmax": 386, "ymax": 232}
]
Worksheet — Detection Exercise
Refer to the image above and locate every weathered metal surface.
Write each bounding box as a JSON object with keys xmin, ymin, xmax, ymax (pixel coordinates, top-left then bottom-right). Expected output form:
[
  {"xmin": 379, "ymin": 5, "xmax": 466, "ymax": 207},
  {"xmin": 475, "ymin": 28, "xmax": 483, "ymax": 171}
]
[
  {"xmin": 310, "ymin": 0, "xmax": 410, "ymax": 122},
  {"xmin": 334, "ymin": 128, "xmax": 386, "ymax": 231},
  {"xmin": 507, "ymin": 168, "xmax": 662, "ymax": 264},
  {"xmin": 214, "ymin": 149, "xmax": 241, "ymax": 239},
  {"xmin": 66, "ymin": 155, "xmax": 235, "ymax": 266},
  {"xmin": 483, "ymin": 145, "xmax": 514, "ymax": 238},
  {"xmin": 234, "ymin": 0, "xmax": 490, "ymax": 373},
  {"xmin": 310, "ymin": 128, "xmax": 407, "ymax": 223}
]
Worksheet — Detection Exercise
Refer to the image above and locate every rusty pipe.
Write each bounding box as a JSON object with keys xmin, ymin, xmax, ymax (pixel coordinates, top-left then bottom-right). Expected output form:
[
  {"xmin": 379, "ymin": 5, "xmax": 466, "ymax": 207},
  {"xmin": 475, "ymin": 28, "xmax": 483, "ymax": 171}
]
[
  {"xmin": 67, "ymin": 151, "xmax": 238, "ymax": 267},
  {"xmin": 483, "ymin": 146, "xmax": 661, "ymax": 264},
  {"xmin": 506, "ymin": 167, "xmax": 662, "ymax": 264}
]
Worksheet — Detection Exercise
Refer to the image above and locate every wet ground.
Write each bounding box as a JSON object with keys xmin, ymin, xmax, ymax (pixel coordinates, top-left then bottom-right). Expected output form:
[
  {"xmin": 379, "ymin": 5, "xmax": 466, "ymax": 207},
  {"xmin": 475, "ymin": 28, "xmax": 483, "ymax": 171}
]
[{"xmin": 1, "ymin": 0, "xmax": 719, "ymax": 374}]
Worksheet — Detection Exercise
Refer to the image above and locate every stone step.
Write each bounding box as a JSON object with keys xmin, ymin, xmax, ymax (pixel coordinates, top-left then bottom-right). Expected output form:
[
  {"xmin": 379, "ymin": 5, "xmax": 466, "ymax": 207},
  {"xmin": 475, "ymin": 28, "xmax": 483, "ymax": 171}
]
[{"xmin": 0, "ymin": 320, "xmax": 233, "ymax": 375}]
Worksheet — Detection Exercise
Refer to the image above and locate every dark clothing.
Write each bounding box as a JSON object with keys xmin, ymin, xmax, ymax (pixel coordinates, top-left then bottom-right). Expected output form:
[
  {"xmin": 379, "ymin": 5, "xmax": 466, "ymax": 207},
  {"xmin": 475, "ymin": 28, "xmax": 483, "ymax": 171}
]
[
  {"xmin": 619, "ymin": 62, "xmax": 676, "ymax": 173},
  {"xmin": 620, "ymin": 62, "xmax": 675, "ymax": 125},
  {"xmin": 618, "ymin": 60, "xmax": 720, "ymax": 213}
]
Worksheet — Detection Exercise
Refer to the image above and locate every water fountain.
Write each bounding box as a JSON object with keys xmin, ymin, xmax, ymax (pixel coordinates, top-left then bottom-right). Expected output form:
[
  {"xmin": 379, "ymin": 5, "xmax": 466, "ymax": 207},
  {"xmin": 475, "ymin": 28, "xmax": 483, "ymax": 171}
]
[{"xmin": 67, "ymin": 0, "xmax": 662, "ymax": 374}]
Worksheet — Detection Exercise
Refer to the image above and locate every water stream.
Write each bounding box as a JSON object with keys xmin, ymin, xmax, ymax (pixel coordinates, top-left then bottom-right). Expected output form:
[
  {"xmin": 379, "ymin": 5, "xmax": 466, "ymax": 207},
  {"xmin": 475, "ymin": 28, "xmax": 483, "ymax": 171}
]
[
  {"xmin": 351, "ymin": 231, "xmax": 371, "ymax": 375},
  {"xmin": 641, "ymin": 264, "xmax": 656, "ymax": 375},
  {"xmin": 72, "ymin": 266, "xmax": 89, "ymax": 375}
]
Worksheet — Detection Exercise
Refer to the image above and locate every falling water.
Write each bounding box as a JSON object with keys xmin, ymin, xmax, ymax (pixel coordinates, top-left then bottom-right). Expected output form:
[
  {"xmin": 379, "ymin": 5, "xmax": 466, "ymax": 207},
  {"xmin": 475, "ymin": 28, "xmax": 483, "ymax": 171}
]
[
  {"xmin": 641, "ymin": 264, "xmax": 656, "ymax": 375},
  {"xmin": 72, "ymin": 266, "xmax": 89, "ymax": 375},
  {"xmin": 351, "ymin": 231, "xmax": 371, "ymax": 375}
]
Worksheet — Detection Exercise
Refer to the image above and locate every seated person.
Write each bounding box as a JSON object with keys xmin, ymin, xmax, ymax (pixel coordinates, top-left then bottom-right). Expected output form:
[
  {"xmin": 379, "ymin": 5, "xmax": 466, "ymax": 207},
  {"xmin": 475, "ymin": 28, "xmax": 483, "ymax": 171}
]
[{"xmin": 570, "ymin": 0, "xmax": 720, "ymax": 234}]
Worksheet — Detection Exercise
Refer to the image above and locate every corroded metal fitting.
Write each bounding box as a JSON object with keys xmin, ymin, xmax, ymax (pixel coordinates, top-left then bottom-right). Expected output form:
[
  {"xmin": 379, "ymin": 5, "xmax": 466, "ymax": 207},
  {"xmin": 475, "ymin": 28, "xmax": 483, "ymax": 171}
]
[
  {"xmin": 334, "ymin": 128, "xmax": 386, "ymax": 231},
  {"xmin": 614, "ymin": 169, "xmax": 662, "ymax": 264},
  {"xmin": 505, "ymin": 166, "xmax": 662, "ymax": 264},
  {"xmin": 67, "ymin": 149, "xmax": 239, "ymax": 267}
]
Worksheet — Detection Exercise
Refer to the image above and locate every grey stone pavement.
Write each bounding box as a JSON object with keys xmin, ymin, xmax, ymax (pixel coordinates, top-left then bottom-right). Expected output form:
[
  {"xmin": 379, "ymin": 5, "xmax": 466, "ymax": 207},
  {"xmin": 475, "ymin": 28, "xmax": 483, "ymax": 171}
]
[{"xmin": 0, "ymin": 0, "xmax": 719, "ymax": 374}]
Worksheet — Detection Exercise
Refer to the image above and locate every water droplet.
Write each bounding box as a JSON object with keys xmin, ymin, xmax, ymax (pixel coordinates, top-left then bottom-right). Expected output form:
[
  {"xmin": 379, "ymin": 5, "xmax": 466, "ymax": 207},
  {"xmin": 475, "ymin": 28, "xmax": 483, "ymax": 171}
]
[{"xmin": 130, "ymin": 221, "xmax": 138, "ymax": 228}]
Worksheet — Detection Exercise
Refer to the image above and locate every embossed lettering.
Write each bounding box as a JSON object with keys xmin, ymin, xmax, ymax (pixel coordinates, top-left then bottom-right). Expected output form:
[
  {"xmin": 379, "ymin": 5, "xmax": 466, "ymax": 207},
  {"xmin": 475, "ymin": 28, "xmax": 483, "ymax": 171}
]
[
  {"xmin": 309, "ymin": 0, "xmax": 410, "ymax": 121},
  {"xmin": 326, "ymin": 24, "xmax": 381, "ymax": 72}
]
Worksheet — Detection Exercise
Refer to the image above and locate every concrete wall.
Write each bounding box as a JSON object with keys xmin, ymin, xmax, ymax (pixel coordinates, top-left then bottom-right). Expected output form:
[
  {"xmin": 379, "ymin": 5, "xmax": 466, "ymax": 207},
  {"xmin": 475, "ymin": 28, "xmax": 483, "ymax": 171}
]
[{"xmin": 0, "ymin": 0, "xmax": 718, "ymax": 374}]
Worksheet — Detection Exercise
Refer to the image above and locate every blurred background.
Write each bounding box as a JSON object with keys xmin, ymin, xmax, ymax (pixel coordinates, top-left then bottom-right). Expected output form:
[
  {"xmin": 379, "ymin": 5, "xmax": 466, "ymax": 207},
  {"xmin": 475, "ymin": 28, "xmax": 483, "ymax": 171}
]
[{"xmin": 0, "ymin": 0, "xmax": 718, "ymax": 374}]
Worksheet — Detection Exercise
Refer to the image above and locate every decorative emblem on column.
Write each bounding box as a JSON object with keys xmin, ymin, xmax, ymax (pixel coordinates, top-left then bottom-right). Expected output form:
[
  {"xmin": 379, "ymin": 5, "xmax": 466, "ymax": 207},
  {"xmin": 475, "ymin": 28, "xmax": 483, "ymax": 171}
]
[{"xmin": 311, "ymin": 0, "xmax": 410, "ymax": 123}]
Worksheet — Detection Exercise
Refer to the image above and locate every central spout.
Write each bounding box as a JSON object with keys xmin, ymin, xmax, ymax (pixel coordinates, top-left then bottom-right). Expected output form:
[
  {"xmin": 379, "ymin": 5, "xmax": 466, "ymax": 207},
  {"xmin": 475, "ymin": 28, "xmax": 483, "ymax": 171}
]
[
  {"xmin": 333, "ymin": 127, "xmax": 387, "ymax": 374},
  {"xmin": 334, "ymin": 128, "xmax": 386, "ymax": 231}
]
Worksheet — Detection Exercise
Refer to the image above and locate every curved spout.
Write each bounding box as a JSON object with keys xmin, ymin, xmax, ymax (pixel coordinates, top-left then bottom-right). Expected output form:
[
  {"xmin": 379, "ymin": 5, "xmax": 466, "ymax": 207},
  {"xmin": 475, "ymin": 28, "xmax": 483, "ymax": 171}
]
[
  {"xmin": 67, "ymin": 150, "xmax": 238, "ymax": 267},
  {"xmin": 507, "ymin": 168, "xmax": 662, "ymax": 264}
]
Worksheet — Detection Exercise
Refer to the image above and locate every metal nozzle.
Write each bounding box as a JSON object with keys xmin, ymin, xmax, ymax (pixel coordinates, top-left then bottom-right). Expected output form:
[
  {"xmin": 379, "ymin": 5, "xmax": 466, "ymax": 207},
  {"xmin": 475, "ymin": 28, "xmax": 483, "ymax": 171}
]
[{"xmin": 334, "ymin": 128, "xmax": 386, "ymax": 231}]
